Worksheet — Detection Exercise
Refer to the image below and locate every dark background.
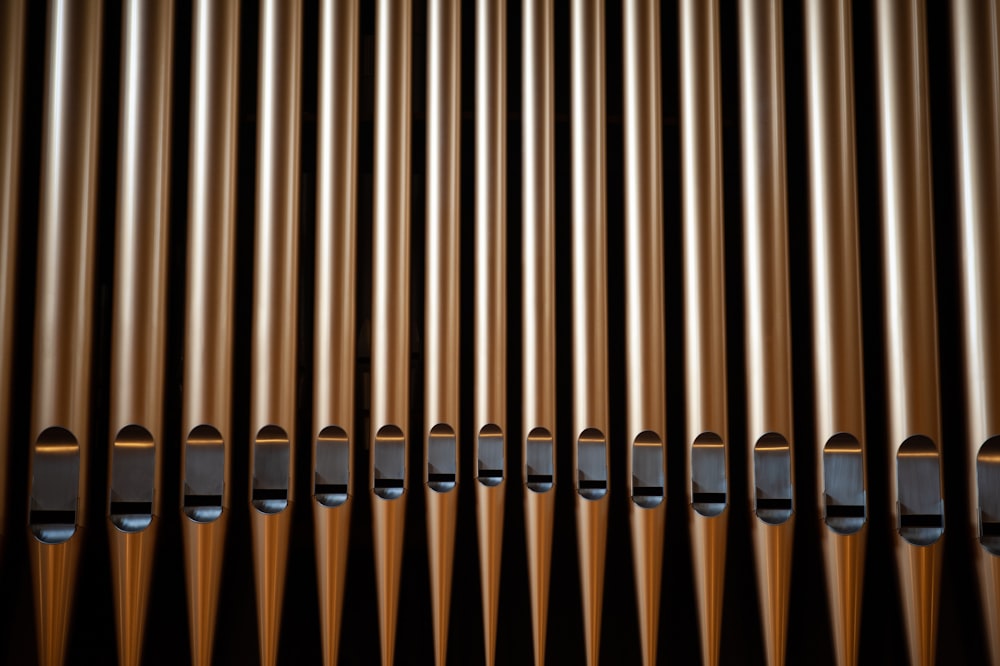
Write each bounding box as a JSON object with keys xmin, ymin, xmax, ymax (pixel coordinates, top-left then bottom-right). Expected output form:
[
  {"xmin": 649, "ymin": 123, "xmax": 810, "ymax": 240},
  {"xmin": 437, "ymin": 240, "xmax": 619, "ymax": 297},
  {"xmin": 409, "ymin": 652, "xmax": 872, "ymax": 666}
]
[{"xmin": 0, "ymin": 0, "xmax": 986, "ymax": 664}]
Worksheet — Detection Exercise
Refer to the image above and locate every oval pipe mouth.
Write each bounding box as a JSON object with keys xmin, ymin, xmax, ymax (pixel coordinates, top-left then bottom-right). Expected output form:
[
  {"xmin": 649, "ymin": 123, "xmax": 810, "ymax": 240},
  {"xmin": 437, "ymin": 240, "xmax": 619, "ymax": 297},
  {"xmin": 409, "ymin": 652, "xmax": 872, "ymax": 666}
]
[
  {"xmin": 978, "ymin": 436, "xmax": 1000, "ymax": 555},
  {"xmin": 183, "ymin": 425, "xmax": 225, "ymax": 522},
  {"xmin": 109, "ymin": 425, "xmax": 156, "ymax": 532},
  {"xmin": 896, "ymin": 434, "xmax": 944, "ymax": 546},
  {"xmin": 315, "ymin": 425, "xmax": 350, "ymax": 507},
  {"xmin": 823, "ymin": 433, "xmax": 866, "ymax": 535},
  {"xmin": 373, "ymin": 425, "xmax": 405, "ymax": 500},
  {"xmin": 753, "ymin": 432, "xmax": 793, "ymax": 525},
  {"xmin": 526, "ymin": 427, "xmax": 554, "ymax": 493},
  {"xmin": 427, "ymin": 423, "xmax": 457, "ymax": 493},
  {"xmin": 30, "ymin": 427, "xmax": 82, "ymax": 544},
  {"xmin": 477, "ymin": 424, "xmax": 504, "ymax": 487},
  {"xmin": 631, "ymin": 430, "xmax": 664, "ymax": 508},
  {"xmin": 691, "ymin": 431, "xmax": 727, "ymax": 517},
  {"xmin": 252, "ymin": 425, "xmax": 290, "ymax": 514},
  {"xmin": 576, "ymin": 428, "xmax": 608, "ymax": 500}
]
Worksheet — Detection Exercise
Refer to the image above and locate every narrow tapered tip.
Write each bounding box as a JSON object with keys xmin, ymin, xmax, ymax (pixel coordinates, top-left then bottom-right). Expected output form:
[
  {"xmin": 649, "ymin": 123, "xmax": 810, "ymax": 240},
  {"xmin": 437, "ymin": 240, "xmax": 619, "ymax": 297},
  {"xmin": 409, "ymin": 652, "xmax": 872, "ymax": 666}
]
[
  {"xmin": 426, "ymin": 487, "xmax": 458, "ymax": 666},
  {"xmin": 631, "ymin": 503, "xmax": 666, "ymax": 666},
  {"xmin": 315, "ymin": 501, "xmax": 352, "ymax": 666},
  {"xmin": 576, "ymin": 496, "xmax": 609, "ymax": 666},
  {"xmin": 476, "ymin": 482, "xmax": 506, "ymax": 666},
  {"xmin": 821, "ymin": 527, "xmax": 866, "ymax": 666},
  {"xmin": 977, "ymin": 546, "xmax": 1000, "ymax": 665},
  {"xmin": 690, "ymin": 510, "xmax": 728, "ymax": 666},
  {"xmin": 109, "ymin": 521, "xmax": 158, "ymax": 666},
  {"xmin": 524, "ymin": 488, "xmax": 555, "ymax": 666},
  {"xmin": 373, "ymin": 493, "xmax": 407, "ymax": 665},
  {"xmin": 250, "ymin": 506, "xmax": 294, "ymax": 666},
  {"xmin": 895, "ymin": 536, "xmax": 942, "ymax": 666},
  {"xmin": 752, "ymin": 516, "xmax": 794, "ymax": 666},
  {"xmin": 30, "ymin": 533, "xmax": 82, "ymax": 666},
  {"xmin": 182, "ymin": 513, "xmax": 228, "ymax": 666}
]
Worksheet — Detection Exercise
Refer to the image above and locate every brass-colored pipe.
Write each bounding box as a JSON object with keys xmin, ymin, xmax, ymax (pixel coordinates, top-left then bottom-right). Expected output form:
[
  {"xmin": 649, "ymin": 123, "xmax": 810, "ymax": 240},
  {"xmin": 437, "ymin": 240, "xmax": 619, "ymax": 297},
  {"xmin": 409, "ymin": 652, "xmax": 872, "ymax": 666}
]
[
  {"xmin": 737, "ymin": 1, "xmax": 795, "ymax": 664},
  {"xmin": 371, "ymin": 0, "xmax": 412, "ymax": 662},
  {"xmin": 521, "ymin": 1, "xmax": 556, "ymax": 663},
  {"xmin": 951, "ymin": 1, "xmax": 1000, "ymax": 663},
  {"xmin": 28, "ymin": 1, "xmax": 103, "ymax": 664},
  {"xmin": 180, "ymin": 2, "xmax": 240, "ymax": 664},
  {"xmin": 425, "ymin": 0, "xmax": 460, "ymax": 664},
  {"xmin": 108, "ymin": 2, "xmax": 174, "ymax": 664},
  {"xmin": 803, "ymin": 3, "xmax": 867, "ymax": 665},
  {"xmin": 249, "ymin": 1, "xmax": 302, "ymax": 663},
  {"xmin": 622, "ymin": 2, "xmax": 666, "ymax": 664},
  {"xmin": 679, "ymin": 1, "xmax": 729, "ymax": 663},
  {"xmin": 873, "ymin": 3, "xmax": 944, "ymax": 665},
  {"xmin": 475, "ymin": 1, "xmax": 507, "ymax": 663},
  {"xmin": 314, "ymin": 1, "xmax": 358, "ymax": 665},
  {"xmin": 0, "ymin": 0, "xmax": 26, "ymax": 554},
  {"xmin": 570, "ymin": 1, "xmax": 609, "ymax": 664}
]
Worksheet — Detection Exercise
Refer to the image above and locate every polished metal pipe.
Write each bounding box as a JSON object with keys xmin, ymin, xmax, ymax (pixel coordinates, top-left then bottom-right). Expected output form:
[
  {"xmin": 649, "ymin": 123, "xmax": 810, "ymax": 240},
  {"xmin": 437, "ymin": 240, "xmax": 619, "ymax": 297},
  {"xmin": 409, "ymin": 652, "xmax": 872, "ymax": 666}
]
[
  {"xmin": 951, "ymin": 1, "xmax": 1000, "ymax": 663},
  {"xmin": 622, "ymin": 2, "xmax": 666, "ymax": 663},
  {"xmin": 0, "ymin": 0, "xmax": 26, "ymax": 555},
  {"xmin": 371, "ymin": 0, "xmax": 412, "ymax": 662},
  {"xmin": 571, "ymin": 1, "xmax": 609, "ymax": 663},
  {"xmin": 737, "ymin": 1, "xmax": 795, "ymax": 663},
  {"xmin": 28, "ymin": 2, "xmax": 103, "ymax": 664},
  {"xmin": 314, "ymin": 2, "xmax": 359, "ymax": 665},
  {"xmin": 249, "ymin": 1, "xmax": 302, "ymax": 663},
  {"xmin": 108, "ymin": 2, "xmax": 174, "ymax": 663},
  {"xmin": 425, "ymin": 0, "xmax": 461, "ymax": 663},
  {"xmin": 873, "ymin": 3, "xmax": 944, "ymax": 664},
  {"xmin": 475, "ymin": 1, "xmax": 507, "ymax": 663},
  {"xmin": 521, "ymin": 1, "xmax": 556, "ymax": 663},
  {"xmin": 802, "ymin": 2, "xmax": 867, "ymax": 665},
  {"xmin": 180, "ymin": 2, "xmax": 240, "ymax": 664},
  {"xmin": 679, "ymin": 0, "xmax": 728, "ymax": 663}
]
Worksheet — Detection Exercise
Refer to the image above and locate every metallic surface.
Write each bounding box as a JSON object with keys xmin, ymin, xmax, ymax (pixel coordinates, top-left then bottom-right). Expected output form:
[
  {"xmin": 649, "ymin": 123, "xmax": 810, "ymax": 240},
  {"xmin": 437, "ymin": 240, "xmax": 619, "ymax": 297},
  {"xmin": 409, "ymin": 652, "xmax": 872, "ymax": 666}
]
[
  {"xmin": 0, "ymin": 0, "xmax": 26, "ymax": 552},
  {"xmin": 371, "ymin": 0, "xmax": 412, "ymax": 662},
  {"xmin": 475, "ymin": 1, "xmax": 507, "ymax": 663},
  {"xmin": 874, "ymin": 2, "xmax": 945, "ymax": 664},
  {"xmin": 108, "ymin": 1, "xmax": 174, "ymax": 663},
  {"xmin": 425, "ymin": 0, "xmax": 461, "ymax": 663},
  {"xmin": 180, "ymin": 1, "xmax": 240, "ymax": 663},
  {"xmin": 622, "ymin": 1, "xmax": 666, "ymax": 663},
  {"xmin": 28, "ymin": 1, "xmax": 103, "ymax": 663},
  {"xmin": 521, "ymin": 0, "xmax": 556, "ymax": 663},
  {"xmin": 250, "ymin": 1, "xmax": 302, "ymax": 663},
  {"xmin": 314, "ymin": 1, "xmax": 359, "ymax": 665},
  {"xmin": 802, "ymin": 2, "xmax": 868, "ymax": 664},
  {"xmin": 737, "ymin": 1, "xmax": 795, "ymax": 663},
  {"xmin": 679, "ymin": 0, "xmax": 728, "ymax": 663},
  {"xmin": 571, "ymin": 1, "xmax": 609, "ymax": 663},
  {"xmin": 951, "ymin": 0, "xmax": 1000, "ymax": 662}
]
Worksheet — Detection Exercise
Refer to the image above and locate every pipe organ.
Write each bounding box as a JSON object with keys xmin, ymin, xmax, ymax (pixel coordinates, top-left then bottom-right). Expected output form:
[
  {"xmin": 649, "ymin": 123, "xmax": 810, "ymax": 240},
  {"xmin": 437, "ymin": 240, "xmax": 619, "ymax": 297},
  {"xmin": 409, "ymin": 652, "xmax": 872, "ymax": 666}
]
[{"xmin": 0, "ymin": 1, "xmax": 996, "ymax": 664}]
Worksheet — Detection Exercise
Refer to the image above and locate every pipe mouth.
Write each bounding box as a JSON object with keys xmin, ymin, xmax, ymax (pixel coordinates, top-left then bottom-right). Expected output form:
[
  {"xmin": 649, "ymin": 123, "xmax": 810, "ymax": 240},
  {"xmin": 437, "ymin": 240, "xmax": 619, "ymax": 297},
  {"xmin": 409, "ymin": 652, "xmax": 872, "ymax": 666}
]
[
  {"xmin": 109, "ymin": 425, "xmax": 156, "ymax": 532},
  {"xmin": 29, "ymin": 427, "xmax": 81, "ymax": 544},
  {"xmin": 315, "ymin": 426, "xmax": 350, "ymax": 507},
  {"xmin": 896, "ymin": 435, "xmax": 944, "ymax": 546},
  {"xmin": 753, "ymin": 432, "xmax": 793, "ymax": 525},
  {"xmin": 977, "ymin": 436, "xmax": 1000, "ymax": 555},
  {"xmin": 631, "ymin": 431, "xmax": 664, "ymax": 508},
  {"xmin": 526, "ymin": 427, "xmax": 554, "ymax": 493},
  {"xmin": 252, "ymin": 425, "xmax": 290, "ymax": 514},
  {"xmin": 822, "ymin": 433, "xmax": 866, "ymax": 534},
  {"xmin": 477, "ymin": 424, "xmax": 504, "ymax": 487},
  {"xmin": 373, "ymin": 425, "xmax": 405, "ymax": 500},
  {"xmin": 576, "ymin": 428, "xmax": 607, "ymax": 500},
  {"xmin": 691, "ymin": 431, "xmax": 727, "ymax": 517},
  {"xmin": 183, "ymin": 425, "xmax": 225, "ymax": 522},
  {"xmin": 427, "ymin": 423, "xmax": 457, "ymax": 493}
]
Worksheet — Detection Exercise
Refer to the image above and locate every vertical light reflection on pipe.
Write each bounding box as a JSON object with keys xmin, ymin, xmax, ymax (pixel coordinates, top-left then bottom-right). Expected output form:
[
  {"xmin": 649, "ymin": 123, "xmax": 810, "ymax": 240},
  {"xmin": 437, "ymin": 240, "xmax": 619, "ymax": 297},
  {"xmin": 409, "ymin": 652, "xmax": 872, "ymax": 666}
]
[
  {"xmin": 28, "ymin": 2, "xmax": 103, "ymax": 664},
  {"xmin": 371, "ymin": 0, "xmax": 412, "ymax": 663},
  {"xmin": 803, "ymin": 3, "xmax": 867, "ymax": 665},
  {"xmin": 622, "ymin": 2, "xmax": 666, "ymax": 664},
  {"xmin": 314, "ymin": 1, "xmax": 358, "ymax": 665},
  {"xmin": 570, "ymin": 1, "xmax": 609, "ymax": 664},
  {"xmin": 249, "ymin": 1, "xmax": 302, "ymax": 663},
  {"xmin": 951, "ymin": 1, "xmax": 1000, "ymax": 663},
  {"xmin": 873, "ymin": 3, "xmax": 944, "ymax": 664},
  {"xmin": 475, "ymin": 1, "xmax": 507, "ymax": 663},
  {"xmin": 679, "ymin": 0, "xmax": 729, "ymax": 664},
  {"xmin": 425, "ymin": 0, "xmax": 461, "ymax": 663},
  {"xmin": 521, "ymin": 1, "xmax": 556, "ymax": 663},
  {"xmin": 107, "ymin": 2, "xmax": 174, "ymax": 664},
  {"xmin": 737, "ymin": 1, "xmax": 795, "ymax": 664},
  {"xmin": 0, "ymin": 0, "xmax": 26, "ymax": 555},
  {"xmin": 180, "ymin": 2, "xmax": 239, "ymax": 664}
]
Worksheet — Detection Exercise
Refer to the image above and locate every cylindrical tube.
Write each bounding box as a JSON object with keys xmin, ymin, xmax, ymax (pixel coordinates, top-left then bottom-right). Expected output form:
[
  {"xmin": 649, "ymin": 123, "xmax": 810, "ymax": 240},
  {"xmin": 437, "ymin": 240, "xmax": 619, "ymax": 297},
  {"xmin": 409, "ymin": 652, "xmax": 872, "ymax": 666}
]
[
  {"xmin": 874, "ymin": 2, "xmax": 944, "ymax": 665},
  {"xmin": 951, "ymin": 1, "xmax": 1000, "ymax": 663}
]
